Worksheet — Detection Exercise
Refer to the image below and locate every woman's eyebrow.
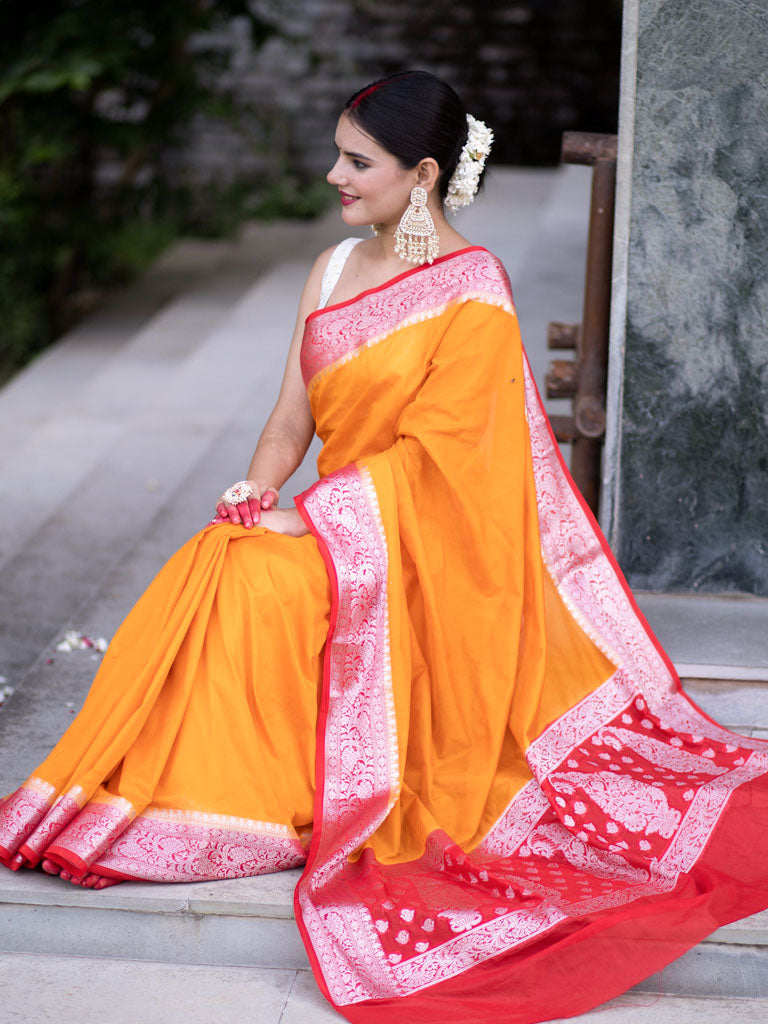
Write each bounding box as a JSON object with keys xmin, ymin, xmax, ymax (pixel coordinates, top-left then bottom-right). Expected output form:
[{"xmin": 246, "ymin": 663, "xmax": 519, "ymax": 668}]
[{"xmin": 334, "ymin": 143, "xmax": 374, "ymax": 161}]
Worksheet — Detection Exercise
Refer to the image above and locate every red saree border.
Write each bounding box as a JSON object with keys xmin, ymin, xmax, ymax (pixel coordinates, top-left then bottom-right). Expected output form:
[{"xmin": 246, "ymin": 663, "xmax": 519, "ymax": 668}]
[
  {"xmin": 301, "ymin": 248, "xmax": 514, "ymax": 392},
  {"xmin": 45, "ymin": 793, "xmax": 136, "ymax": 875},
  {"xmin": 19, "ymin": 785, "xmax": 85, "ymax": 866},
  {"xmin": 92, "ymin": 808, "xmax": 307, "ymax": 882},
  {"xmin": 0, "ymin": 776, "xmax": 56, "ymax": 858},
  {"xmin": 296, "ymin": 464, "xmax": 399, "ymax": 1005},
  {"xmin": 520, "ymin": 350, "xmax": 766, "ymax": 750},
  {"xmin": 0, "ymin": 781, "xmax": 308, "ymax": 881},
  {"xmin": 306, "ymin": 246, "xmax": 488, "ymax": 323}
]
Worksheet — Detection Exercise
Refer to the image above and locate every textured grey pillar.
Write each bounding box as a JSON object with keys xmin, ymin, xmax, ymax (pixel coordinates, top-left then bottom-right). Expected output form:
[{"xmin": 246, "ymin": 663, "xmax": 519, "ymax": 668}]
[{"xmin": 602, "ymin": 0, "xmax": 768, "ymax": 595}]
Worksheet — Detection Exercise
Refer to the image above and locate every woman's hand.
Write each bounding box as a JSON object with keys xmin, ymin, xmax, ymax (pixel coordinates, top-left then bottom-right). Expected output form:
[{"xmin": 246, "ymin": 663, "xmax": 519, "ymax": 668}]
[
  {"xmin": 258, "ymin": 507, "xmax": 309, "ymax": 537},
  {"xmin": 213, "ymin": 480, "xmax": 279, "ymax": 529}
]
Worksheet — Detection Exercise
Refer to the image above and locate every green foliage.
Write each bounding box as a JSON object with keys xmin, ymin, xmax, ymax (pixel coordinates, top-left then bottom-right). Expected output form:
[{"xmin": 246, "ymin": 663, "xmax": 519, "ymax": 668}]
[{"xmin": 0, "ymin": 1, "xmax": 322, "ymax": 384}]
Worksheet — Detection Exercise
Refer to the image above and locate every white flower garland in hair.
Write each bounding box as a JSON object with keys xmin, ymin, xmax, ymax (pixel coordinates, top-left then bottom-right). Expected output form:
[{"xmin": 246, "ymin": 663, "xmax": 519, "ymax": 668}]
[{"xmin": 444, "ymin": 113, "xmax": 494, "ymax": 214}]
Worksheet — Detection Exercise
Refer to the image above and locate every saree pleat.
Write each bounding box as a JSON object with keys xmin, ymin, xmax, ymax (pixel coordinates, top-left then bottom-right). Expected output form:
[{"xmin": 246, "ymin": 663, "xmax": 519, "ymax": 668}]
[
  {"xmin": 1, "ymin": 527, "xmax": 329, "ymax": 880},
  {"xmin": 2, "ymin": 246, "xmax": 767, "ymax": 1022}
]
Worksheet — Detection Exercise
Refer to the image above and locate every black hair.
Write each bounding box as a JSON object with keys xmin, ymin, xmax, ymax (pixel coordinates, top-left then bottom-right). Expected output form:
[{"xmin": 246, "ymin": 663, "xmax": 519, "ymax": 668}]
[{"xmin": 344, "ymin": 71, "xmax": 485, "ymax": 202}]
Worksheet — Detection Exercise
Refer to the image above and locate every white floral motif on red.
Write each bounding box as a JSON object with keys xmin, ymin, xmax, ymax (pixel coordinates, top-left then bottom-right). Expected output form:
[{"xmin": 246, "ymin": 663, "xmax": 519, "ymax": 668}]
[
  {"xmin": 465, "ymin": 356, "xmax": 768, "ymax": 926},
  {"xmin": 18, "ymin": 787, "xmax": 84, "ymax": 862},
  {"xmin": 50, "ymin": 798, "xmax": 135, "ymax": 868},
  {"xmin": 94, "ymin": 812, "xmax": 306, "ymax": 881},
  {"xmin": 296, "ymin": 464, "xmax": 399, "ymax": 1004},
  {"xmin": 0, "ymin": 776, "xmax": 55, "ymax": 856}
]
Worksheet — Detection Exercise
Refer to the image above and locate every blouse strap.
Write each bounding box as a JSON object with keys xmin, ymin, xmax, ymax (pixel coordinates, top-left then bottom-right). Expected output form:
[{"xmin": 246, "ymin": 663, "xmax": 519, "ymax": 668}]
[{"xmin": 317, "ymin": 237, "xmax": 364, "ymax": 310}]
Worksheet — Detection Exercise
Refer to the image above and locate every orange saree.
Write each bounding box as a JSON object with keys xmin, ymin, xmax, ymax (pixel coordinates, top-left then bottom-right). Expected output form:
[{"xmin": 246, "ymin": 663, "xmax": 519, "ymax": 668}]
[{"xmin": 2, "ymin": 247, "xmax": 768, "ymax": 1023}]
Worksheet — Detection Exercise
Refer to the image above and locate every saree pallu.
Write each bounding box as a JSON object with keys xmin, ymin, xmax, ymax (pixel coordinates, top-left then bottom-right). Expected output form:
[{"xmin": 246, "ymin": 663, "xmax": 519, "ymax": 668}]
[{"xmin": 2, "ymin": 247, "xmax": 767, "ymax": 1022}]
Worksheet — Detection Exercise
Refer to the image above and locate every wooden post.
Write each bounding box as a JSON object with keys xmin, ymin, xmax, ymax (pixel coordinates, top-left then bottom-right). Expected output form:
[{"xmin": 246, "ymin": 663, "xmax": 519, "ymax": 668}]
[{"xmin": 546, "ymin": 132, "xmax": 617, "ymax": 517}]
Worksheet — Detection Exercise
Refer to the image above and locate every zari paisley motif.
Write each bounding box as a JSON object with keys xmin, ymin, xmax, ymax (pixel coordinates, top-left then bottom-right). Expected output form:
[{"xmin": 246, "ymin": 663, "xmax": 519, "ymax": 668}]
[
  {"xmin": 95, "ymin": 809, "xmax": 306, "ymax": 881},
  {"xmin": 18, "ymin": 786, "xmax": 84, "ymax": 864},
  {"xmin": 49, "ymin": 795, "xmax": 135, "ymax": 869},
  {"xmin": 0, "ymin": 776, "xmax": 55, "ymax": 856},
  {"xmin": 296, "ymin": 464, "xmax": 399, "ymax": 1004}
]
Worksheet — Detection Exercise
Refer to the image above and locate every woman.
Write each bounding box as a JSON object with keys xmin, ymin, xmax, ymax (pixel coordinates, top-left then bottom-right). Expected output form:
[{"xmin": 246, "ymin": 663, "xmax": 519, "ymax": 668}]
[{"xmin": 2, "ymin": 71, "xmax": 767, "ymax": 1024}]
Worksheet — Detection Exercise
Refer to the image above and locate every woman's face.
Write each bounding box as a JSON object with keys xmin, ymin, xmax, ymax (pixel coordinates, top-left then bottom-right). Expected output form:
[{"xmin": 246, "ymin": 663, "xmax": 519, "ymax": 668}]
[{"xmin": 327, "ymin": 113, "xmax": 415, "ymax": 230}]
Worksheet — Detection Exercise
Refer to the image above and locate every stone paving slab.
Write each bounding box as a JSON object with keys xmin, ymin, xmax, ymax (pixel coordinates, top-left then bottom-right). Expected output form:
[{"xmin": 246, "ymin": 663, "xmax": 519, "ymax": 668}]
[
  {"xmin": 1, "ymin": 951, "xmax": 766, "ymax": 1024},
  {"xmin": 637, "ymin": 593, "xmax": 768, "ymax": 672},
  {"xmin": 1, "ymin": 898, "xmax": 309, "ymax": 971},
  {"xmin": 0, "ymin": 952, "xmax": 313, "ymax": 1024},
  {"xmin": 0, "ymin": 262, "xmax": 312, "ymax": 693},
  {"xmin": 681, "ymin": 679, "xmax": 768, "ymax": 731},
  {"xmin": 0, "ymin": 867, "xmax": 299, "ymax": 917},
  {"xmin": 3, "ymin": 867, "xmax": 766, "ymax": 942}
]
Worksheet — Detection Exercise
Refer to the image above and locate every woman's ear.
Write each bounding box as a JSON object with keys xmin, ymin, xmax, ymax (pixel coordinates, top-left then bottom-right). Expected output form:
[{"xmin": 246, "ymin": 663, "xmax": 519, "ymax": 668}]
[{"xmin": 416, "ymin": 158, "xmax": 441, "ymax": 194}]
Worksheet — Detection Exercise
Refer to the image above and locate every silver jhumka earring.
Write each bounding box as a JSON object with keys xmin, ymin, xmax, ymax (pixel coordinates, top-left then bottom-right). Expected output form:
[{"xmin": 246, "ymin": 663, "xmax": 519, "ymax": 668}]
[{"xmin": 394, "ymin": 186, "xmax": 439, "ymax": 265}]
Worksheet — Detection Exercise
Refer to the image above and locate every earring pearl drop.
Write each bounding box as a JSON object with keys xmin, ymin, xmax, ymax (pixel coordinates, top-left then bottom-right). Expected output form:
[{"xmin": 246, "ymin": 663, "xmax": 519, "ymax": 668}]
[{"xmin": 394, "ymin": 186, "xmax": 440, "ymax": 265}]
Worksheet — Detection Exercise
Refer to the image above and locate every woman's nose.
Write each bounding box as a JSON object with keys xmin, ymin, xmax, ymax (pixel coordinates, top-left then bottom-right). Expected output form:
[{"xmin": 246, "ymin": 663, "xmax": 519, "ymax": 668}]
[{"xmin": 327, "ymin": 158, "xmax": 344, "ymax": 185}]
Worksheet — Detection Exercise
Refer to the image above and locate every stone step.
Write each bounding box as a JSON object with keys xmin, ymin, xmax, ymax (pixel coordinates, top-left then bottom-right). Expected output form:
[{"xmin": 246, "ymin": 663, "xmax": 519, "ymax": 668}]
[
  {"xmin": 0, "ymin": 236, "xmax": 262, "ymax": 472},
  {"xmin": 1, "ymin": 867, "xmax": 767, "ymax": 1000},
  {"xmin": 2, "ymin": 953, "xmax": 763, "ymax": 1024},
  {"xmin": 0, "ymin": 252, "xmax": 288, "ymax": 570},
  {"xmin": 637, "ymin": 592, "xmax": 768, "ymax": 674},
  {"xmin": 0, "ymin": 260, "xmax": 314, "ymax": 695},
  {"xmin": 0, "ymin": 951, "xmax": 338, "ymax": 1024},
  {"xmin": 0, "ymin": 868, "xmax": 306, "ymax": 970},
  {"xmin": 0, "ymin": 214, "xmax": 340, "ymax": 467},
  {"xmin": 680, "ymin": 676, "xmax": 768, "ymax": 738}
]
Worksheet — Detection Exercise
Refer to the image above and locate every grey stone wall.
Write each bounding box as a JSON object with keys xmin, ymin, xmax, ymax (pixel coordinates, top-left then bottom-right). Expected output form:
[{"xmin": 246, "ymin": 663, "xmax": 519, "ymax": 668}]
[
  {"xmin": 606, "ymin": 0, "xmax": 768, "ymax": 595},
  {"xmin": 172, "ymin": 0, "xmax": 622, "ymax": 184}
]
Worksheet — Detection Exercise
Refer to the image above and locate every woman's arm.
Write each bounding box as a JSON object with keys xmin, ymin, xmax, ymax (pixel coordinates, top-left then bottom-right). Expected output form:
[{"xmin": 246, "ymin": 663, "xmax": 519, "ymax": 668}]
[{"xmin": 214, "ymin": 247, "xmax": 335, "ymax": 532}]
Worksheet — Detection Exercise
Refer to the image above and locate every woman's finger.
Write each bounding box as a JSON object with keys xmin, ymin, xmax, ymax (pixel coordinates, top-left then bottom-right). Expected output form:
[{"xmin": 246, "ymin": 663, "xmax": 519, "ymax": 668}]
[
  {"xmin": 237, "ymin": 499, "xmax": 253, "ymax": 529},
  {"xmin": 226, "ymin": 503, "xmax": 241, "ymax": 525},
  {"xmin": 248, "ymin": 497, "xmax": 262, "ymax": 524},
  {"xmin": 261, "ymin": 488, "xmax": 278, "ymax": 510}
]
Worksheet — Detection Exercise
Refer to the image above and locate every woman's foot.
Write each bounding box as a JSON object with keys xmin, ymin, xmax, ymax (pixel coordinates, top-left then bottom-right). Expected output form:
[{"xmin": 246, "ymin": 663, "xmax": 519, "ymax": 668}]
[
  {"xmin": 80, "ymin": 873, "xmax": 122, "ymax": 889},
  {"xmin": 41, "ymin": 857, "xmax": 123, "ymax": 889}
]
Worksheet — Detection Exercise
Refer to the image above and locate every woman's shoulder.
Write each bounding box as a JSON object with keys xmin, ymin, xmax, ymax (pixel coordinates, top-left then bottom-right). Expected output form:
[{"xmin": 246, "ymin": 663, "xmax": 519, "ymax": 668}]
[
  {"xmin": 311, "ymin": 237, "xmax": 367, "ymax": 274},
  {"xmin": 309, "ymin": 243, "xmax": 341, "ymax": 280},
  {"xmin": 300, "ymin": 240, "xmax": 358, "ymax": 312}
]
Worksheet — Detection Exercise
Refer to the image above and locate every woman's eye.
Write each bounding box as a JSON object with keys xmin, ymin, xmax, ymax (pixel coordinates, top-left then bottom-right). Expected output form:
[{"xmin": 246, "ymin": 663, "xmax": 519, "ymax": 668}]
[{"xmin": 353, "ymin": 160, "xmax": 367, "ymax": 170}]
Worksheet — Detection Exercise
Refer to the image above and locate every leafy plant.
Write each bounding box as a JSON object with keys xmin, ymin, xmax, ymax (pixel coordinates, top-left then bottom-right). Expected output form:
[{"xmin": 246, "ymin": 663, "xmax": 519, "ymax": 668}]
[{"xmin": 0, "ymin": 1, "xmax": 301, "ymax": 383}]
